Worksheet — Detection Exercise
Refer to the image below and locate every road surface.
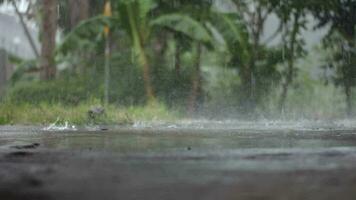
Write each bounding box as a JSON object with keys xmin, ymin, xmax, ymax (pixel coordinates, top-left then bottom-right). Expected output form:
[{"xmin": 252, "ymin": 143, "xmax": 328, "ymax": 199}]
[{"xmin": 0, "ymin": 121, "xmax": 356, "ymax": 200}]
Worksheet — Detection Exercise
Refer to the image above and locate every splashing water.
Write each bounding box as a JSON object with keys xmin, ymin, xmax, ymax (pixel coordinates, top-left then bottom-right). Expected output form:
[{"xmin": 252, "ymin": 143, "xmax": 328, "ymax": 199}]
[{"xmin": 43, "ymin": 118, "xmax": 77, "ymax": 131}]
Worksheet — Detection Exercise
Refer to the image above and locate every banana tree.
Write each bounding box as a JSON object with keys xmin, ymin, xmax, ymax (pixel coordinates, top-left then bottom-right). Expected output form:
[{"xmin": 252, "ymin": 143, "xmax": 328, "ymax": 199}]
[
  {"xmin": 209, "ymin": 10, "xmax": 254, "ymax": 113},
  {"xmin": 151, "ymin": 13, "xmax": 213, "ymax": 112},
  {"xmin": 116, "ymin": 0, "xmax": 214, "ymax": 107},
  {"xmin": 116, "ymin": 0, "xmax": 156, "ymax": 103},
  {"xmin": 151, "ymin": 0, "xmax": 214, "ymax": 113},
  {"xmin": 59, "ymin": 0, "xmax": 214, "ymax": 106}
]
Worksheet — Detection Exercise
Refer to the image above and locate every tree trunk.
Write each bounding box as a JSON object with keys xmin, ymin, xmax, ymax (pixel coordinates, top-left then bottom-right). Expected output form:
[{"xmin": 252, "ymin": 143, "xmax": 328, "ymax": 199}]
[
  {"xmin": 278, "ymin": 57, "xmax": 293, "ymax": 113},
  {"xmin": 126, "ymin": 3, "xmax": 155, "ymax": 103},
  {"xmin": 240, "ymin": 64, "xmax": 253, "ymax": 114},
  {"xmin": 344, "ymin": 82, "xmax": 352, "ymax": 117},
  {"xmin": 187, "ymin": 42, "xmax": 202, "ymax": 115},
  {"xmin": 104, "ymin": 35, "xmax": 111, "ymax": 105},
  {"xmin": 40, "ymin": 0, "xmax": 57, "ymax": 80},
  {"xmin": 342, "ymin": 49, "xmax": 354, "ymax": 117},
  {"xmin": 68, "ymin": 0, "xmax": 90, "ymax": 74},
  {"xmin": 0, "ymin": 49, "xmax": 8, "ymax": 96},
  {"xmin": 68, "ymin": 0, "xmax": 89, "ymax": 30},
  {"xmin": 139, "ymin": 47, "xmax": 155, "ymax": 103},
  {"xmin": 340, "ymin": 33, "xmax": 356, "ymax": 117},
  {"xmin": 240, "ymin": 4, "xmax": 265, "ymax": 115},
  {"xmin": 278, "ymin": 13, "xmax": 300, "ymax": 113},
  {"xmin": 174, "ymin": 34, "xmax": 181, "ymax": 76}
]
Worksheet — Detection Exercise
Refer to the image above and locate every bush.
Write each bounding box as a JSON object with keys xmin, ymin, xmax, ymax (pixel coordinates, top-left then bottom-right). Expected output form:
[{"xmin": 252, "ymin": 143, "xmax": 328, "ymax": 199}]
[{"xmin": 6, "ymin": 78, "xmax": 101, "ymax": 105}]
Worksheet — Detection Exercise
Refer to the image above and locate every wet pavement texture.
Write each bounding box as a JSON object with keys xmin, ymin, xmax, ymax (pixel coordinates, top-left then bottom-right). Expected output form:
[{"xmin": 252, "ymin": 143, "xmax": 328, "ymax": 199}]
[{"xmin": 0, "ymin": 121, "xmax": 356, "ymax": 200}]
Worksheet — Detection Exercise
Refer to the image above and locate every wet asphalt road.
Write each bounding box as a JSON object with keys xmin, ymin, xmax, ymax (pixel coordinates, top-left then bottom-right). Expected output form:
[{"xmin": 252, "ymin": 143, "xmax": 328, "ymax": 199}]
[{"xmin": 0, "ymin": 122, "xmax": 356, "ymax": 200}]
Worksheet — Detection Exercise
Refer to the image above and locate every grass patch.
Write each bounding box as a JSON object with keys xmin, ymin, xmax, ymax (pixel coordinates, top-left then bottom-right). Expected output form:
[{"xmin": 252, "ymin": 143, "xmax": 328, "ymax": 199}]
[
  {"xmin": 126, "ymin": 102, "xmax": 182, "ymax": 121},
  {"xmin": 0, "ymin": 101, "xmax": 180, "ymax": 125}
]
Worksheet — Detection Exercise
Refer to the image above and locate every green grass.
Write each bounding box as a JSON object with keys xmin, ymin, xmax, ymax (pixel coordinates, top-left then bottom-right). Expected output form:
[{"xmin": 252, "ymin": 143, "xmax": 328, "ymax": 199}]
[{"xmin": 0, "ymin": 100, "xmax": 181, "ymax": 125}]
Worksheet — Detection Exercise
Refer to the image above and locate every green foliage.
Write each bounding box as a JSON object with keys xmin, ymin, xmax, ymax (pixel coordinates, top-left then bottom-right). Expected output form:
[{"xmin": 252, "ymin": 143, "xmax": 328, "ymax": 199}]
[
  {"xmin": 9, "ymin": 60, "xmax": 38, "ymax": 84},
  {"xmin": 6, "ymin": 49, "xmax": 194, "ymax": 109},
  {"xmin": 108, "ymin": 52, "xmax": 146, "ymax": 105},
  {"xmin": 58, "ymin": 0, "xmax": 106, "ymax": 33},
  {"xmin": 210, "ymin": 12, "xmax": 250, "ymax": 64},
  {"xmin": 116, "ymin": 0, "xmax": 154, "ymax": 45},
  {"xmin": 58, "ymin": 15, "xmax": 111, "ymax": 55},
  {"xmin": 151, "ymin": 60, "xmax": 193, "ymax": 108},
  {"xmin": 3, "ymin": 0, "xmax": 356, "ymax": 122},
  {"xmin": 126, "ymin": 102, "xmax": 182, "ymax": 121},
  {"xmin": 260, "ymin": 71, "xmax": 347, "ymax": 119},
  {"xmin": 151, "ymin": 14, "xmax": 213, "ymax": 43},
  {"xmin": 6, "ymin": 78, "xmax": 101, "ymax": 105}
]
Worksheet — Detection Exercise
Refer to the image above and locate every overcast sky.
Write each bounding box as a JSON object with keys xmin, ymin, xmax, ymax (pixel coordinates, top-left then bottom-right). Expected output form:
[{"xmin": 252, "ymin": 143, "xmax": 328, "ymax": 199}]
[
  {"xmin": 0, "ymin": 0, "xmax": 327, "ymax": 50},
  {"xmin": 0, "ymin": 0, "xmax": 28, "ymax": 14}
]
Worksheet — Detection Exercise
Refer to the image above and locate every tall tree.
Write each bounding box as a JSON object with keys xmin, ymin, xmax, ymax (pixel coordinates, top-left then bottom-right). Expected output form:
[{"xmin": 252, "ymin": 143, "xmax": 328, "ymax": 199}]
[
  {"xmin": 117, "ymin": 0, "xmax": 213, "ymax": 104},
  {"xmin": 309, "ymin": 0, "xmax": 356, "ymax": 116},
  {"xmin": 40, "ymin": 0, "xmax": 57, "ymax": 80},
  {"xmin": 152, "ymin": 0, "xmax": 213, "ymax": 113},
  {"xmin": 215, "ymin": 0, "xmax": 282, "ymax": 115},
  {"xmin": 68, "ymin": 0, "xmax": 89, "ymax": 30},
  {"xmin": 117, "ymin": 0, "xmax": 156, "ymax": 103},
  {"xmin": 187, "ymin": 42, "xmax": 203, "ymax": 114},
  {"xmin": 270, "ymin": 1, "xmax": 307, "ymax": 113},
  {"xmin": 185, "ymin": 1, "xmax": 212, "ymax": 114}
]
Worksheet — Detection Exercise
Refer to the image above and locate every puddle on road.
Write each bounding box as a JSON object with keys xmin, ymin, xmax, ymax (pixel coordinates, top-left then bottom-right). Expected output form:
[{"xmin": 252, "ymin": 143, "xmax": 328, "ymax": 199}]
[
  {"xmin": 1, "ymin": 122, "xmax": 356, "ymax": 179},
  {"xmin": 0, "ymin": 120, "xmax": 356, "ymax": 154}
]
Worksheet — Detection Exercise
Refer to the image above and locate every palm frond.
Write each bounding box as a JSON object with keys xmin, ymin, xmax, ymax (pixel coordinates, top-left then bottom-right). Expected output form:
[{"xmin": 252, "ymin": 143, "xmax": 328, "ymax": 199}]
[{"xmin": 151, "ymin": 13, "xmax": 212, "ymax": 43}]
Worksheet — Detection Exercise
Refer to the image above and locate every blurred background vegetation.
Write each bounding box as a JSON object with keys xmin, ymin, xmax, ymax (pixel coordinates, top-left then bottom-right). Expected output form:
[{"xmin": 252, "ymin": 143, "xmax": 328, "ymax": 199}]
[{"xmin": 0, "ymin": 0, "xmax": 355, "ymax": 124}]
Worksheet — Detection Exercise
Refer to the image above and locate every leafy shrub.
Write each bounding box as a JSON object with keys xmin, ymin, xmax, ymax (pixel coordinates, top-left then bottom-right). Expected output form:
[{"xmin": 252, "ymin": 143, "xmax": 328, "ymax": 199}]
[{"xmin": 6, "ymin": 78, "xmax": 101, "ymax": 105}]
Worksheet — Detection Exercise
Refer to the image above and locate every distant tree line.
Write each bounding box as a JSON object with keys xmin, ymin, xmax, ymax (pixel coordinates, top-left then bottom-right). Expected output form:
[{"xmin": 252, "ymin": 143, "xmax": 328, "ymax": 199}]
[{"xmin": 1, "ymin": 0, "xmax": 355, "ymax": 117}]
